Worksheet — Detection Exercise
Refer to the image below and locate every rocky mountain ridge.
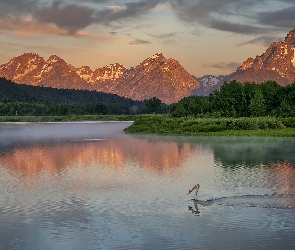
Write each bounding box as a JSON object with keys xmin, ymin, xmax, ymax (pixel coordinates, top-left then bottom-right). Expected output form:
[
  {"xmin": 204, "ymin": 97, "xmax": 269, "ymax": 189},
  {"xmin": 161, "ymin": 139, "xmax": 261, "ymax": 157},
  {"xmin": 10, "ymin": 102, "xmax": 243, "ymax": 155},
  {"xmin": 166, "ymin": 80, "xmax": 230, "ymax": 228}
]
[
  {"xmin": 111, "ymin": 53, "xmax": 200, "ymax": 103},
  {"xmin": 227, "ymin": 29, "xmax": 295, "ymax": 85},
  {"xmin": 194, "ymin": 75, "xmax": 228, "ymax": 96},
  {"xmin": 193, "ymin": 29, "xmax": 295, "ymax": 95},
  {"xmin": 0, "ymin": 52, "xmax": 200, "ymax": 104},
  {"xmin": 1, "ymin": 29, "xmax": 295, "ymax": 102}
]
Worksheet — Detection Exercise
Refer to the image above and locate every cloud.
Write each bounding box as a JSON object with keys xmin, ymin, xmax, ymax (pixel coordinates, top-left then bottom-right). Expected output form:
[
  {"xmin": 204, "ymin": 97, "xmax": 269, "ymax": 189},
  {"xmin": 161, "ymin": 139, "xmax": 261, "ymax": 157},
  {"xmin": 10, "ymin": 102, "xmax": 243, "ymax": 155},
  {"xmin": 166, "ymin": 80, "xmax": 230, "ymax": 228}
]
[
  {"xmin": 0, "ymin": 14, "xmax": 107, "ymax": 39},
  {"xmin": 170, "ymin": 0, "xmax": 262, "ymax": 34},
  {"xmin": 33, "ymin": 1, "xmax": 95, "ymax": 34},
  {"xmin": 31, "ymin": 0, "xmax": 164, "ymax": 35},
  {"xmin": 129, "ymin": 38, "xmax": 151, "ymax": 45},
  {"xmin": 146, "ymin": 32, "xmax": 178, "ymax": 39},
  {"xmin": 281, "ymin": 0, "xmax": 295, "ymax": 3},
  {"xmin": 257, "ymin": 6, "xmax": 295, "ymax": 29},
  {"xmin": 170, "ymin": 0, "xmax": 295, "ymax": 35},
  {"xmin": 74, "ymin": 31, "xmax": 108, "ymax": 39},
  {"xmin": 1, "ymin": 0, "xmax": 294, "ymax": 39},
  {"xmin": 93, "ymin": 0, "xmax": 164, "ymax": 24},
  {"xmin": 155, "ymin": 2, "xmax": 172, "ymax": 10},
  {"xmin": 209, "ymin": 19, "xmax": 268, "ymax": 35},
  {"xmin": 203, "ymin": 61, "xmax": 241, "ymax": 71},
  {"xmin": 236, "ymin": 35, "xmax": 281, "ymax": 47},
  {"xmin": 79, "ymin": 0, "xmax": 110, "ymax": 3},
  {"xmin": 0, "ymin": 0, "xmax": 108, "ymax": 37},
  {"xmin": 0, "ymin": 0, "xmax": 39, "ymax": 14},
  {"xmin": 106, "ymin": 6, "xmax": 127, "ymax": 11},
  {"xmin": 0, "ymin": 15, "xmax": 66, "ymax": 36}
]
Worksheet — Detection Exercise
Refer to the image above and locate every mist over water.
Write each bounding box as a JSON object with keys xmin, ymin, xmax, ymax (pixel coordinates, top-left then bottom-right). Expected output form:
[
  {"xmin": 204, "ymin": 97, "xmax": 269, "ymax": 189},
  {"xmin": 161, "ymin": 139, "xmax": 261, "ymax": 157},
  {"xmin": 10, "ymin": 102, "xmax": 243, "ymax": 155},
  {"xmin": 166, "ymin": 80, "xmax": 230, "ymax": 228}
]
[
  {"xmin": 0, "ymin": 122, "xmax": 295, "ymax": 249},
  {"xmin": 0, "ymin": 121, "xmax": 132, "ymax": 142}
]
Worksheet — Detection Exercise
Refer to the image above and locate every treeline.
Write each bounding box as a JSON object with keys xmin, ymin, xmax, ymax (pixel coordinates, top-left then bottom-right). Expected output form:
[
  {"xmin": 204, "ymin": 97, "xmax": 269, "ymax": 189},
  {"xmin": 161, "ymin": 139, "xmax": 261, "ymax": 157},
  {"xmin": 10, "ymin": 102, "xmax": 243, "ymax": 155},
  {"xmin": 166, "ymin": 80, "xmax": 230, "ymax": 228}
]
[
  {"xmin": 0, "ymin": 77, "xmax": 137, "ymax": 105},
  {"xmin": 0, "ymin": 77, "xmax": 167, "ymax": 116},
  {"xmin": 2, "ymin": 77, "xmax": 294, "ymax": 117},
  {"xmin": 0, "ymin": 102, "xmax": 136, "ymax": 116},
  {"xmin": 170, "ymin": 81, "xmax": 295, "ymax": 118}
]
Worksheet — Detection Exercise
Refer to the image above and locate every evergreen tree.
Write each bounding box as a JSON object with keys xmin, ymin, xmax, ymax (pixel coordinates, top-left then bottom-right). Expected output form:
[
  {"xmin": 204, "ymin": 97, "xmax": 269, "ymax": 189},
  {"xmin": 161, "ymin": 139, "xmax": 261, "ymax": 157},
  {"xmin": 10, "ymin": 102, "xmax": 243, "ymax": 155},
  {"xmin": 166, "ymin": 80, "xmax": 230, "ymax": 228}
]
[
  {"xmin": 173, "ymin": 103, "xmax": 187, "ymax": 117},
  {"xmin": 145, "ymin": 97, "xmax": 162, "ymax": 113},
  {"xmin": 209, "ymin": 81, "xmax": 246, "ymax": 117},
  {"xmin": 249, "ymin": 89, "xmax": 266, "ymax": 117}
]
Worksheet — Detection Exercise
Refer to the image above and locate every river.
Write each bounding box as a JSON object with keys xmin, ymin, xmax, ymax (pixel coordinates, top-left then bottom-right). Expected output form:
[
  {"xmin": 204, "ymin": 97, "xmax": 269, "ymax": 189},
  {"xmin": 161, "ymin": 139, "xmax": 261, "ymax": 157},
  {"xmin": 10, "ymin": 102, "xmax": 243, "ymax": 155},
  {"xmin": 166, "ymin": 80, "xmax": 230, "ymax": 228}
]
[{"xmin": 0, "ymin": 122, "xmax": 295, "ymax": 250}]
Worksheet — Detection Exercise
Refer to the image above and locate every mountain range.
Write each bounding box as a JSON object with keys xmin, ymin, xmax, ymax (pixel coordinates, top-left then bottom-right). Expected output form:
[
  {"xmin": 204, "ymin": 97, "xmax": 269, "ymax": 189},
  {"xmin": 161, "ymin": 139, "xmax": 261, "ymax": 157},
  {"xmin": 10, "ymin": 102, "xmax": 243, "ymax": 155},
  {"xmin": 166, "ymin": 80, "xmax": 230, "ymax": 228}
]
[
  {"xmin": 1, "ymin": 29, "xmax": 295, "ymax": 104},
  {"xmin": 0, "ymin": 52, "xmax": 200, "ymax": 104},
  {"xmin": 196, "ymin": 29, "xmax": 295, "ymax": 95}
]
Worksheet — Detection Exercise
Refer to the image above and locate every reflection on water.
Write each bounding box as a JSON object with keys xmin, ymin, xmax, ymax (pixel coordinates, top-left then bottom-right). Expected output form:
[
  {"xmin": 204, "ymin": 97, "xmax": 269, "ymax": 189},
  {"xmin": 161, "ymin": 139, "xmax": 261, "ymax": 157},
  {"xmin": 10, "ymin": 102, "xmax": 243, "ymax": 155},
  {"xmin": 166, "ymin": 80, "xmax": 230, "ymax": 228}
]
[
  {"xmin": 211, "ymin": 137, "xmax": 295, "ymax": 166},
  {"xmin": 0, "ymin": 138, "xmax": 199, "ymax": 179},
  {"xmin": 134, "ymin": 135, "xmax": 295, "ymax": 165},
  {"xmin": 188, "ymin": 203, "xmax": 200, "ymax": 215},
  {"xmin": 1, "ymin": 123, "xmax": 295, "ymax": 250}
]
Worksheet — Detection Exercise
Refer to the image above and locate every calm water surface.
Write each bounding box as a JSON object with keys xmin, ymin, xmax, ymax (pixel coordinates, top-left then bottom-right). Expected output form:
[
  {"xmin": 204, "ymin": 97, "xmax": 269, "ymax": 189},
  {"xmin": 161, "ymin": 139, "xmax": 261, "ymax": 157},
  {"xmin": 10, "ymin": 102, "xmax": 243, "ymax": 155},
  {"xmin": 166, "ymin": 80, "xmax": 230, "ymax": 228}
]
[{"xmin": 0, "ymin": 122, "xmax": 295, "ymax": 250}]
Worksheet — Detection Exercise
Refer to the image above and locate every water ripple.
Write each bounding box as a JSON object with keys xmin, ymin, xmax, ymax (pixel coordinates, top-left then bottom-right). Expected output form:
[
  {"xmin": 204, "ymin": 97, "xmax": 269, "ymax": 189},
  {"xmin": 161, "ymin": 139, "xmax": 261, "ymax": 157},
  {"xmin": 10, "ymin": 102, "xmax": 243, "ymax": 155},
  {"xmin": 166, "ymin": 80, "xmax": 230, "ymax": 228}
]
[{"xmin": 216, "ymin": 193, "xmax": 295, "ymax": 209}]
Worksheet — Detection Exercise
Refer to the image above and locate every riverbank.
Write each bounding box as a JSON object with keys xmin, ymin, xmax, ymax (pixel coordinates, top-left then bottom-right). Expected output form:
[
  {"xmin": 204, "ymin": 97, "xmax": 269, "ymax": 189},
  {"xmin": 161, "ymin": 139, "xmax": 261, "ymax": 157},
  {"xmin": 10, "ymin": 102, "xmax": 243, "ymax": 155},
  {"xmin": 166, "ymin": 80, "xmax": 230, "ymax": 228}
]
[
  {"xmin": 2, "ymin": 115, "xmax": 295, "ymax": 137},
  {"xmin": 124, "ymin": 116, "xmax": 295, "ymax": 137}
]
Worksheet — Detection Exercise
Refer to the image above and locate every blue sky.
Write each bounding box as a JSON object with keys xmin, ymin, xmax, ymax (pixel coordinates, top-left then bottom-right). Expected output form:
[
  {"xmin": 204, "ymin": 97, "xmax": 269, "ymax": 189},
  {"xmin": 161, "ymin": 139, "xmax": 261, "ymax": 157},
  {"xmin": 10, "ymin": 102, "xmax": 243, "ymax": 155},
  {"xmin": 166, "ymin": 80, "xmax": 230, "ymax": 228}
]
[{"xmin": 0, "ymin": 0, "xmax": 294, "ymax": 76}]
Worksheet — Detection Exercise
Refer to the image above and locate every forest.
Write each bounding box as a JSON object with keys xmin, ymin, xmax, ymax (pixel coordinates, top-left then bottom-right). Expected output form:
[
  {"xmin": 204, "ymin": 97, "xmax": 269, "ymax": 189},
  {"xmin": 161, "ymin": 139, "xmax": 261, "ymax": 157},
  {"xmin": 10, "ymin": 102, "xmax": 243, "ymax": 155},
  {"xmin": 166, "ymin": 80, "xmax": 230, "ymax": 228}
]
[
  {"xmin": 169, "ymin": 80, "xmax": 295, "ymax": 118},
  {"xmin": 0, "ymin": 77, "xmax": 167, "ymax": 116}
]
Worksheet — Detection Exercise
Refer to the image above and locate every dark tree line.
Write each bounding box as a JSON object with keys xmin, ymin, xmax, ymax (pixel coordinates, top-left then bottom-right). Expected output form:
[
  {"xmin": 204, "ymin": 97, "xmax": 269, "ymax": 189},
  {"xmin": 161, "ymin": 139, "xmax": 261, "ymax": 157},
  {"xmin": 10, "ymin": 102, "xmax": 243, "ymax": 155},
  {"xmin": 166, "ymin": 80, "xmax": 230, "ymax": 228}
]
[
  {"xmin": 0, "ymin": 102, "xmax": 137, "ymax": 116},
  {"xmin": 170, "ymin": 81, "xmax": 295, "ymax": 118},
  {"xmin": 3, "ymin": 77, "xmax": 293, "ymax": 118},
  {"xmin": 0, "ymin": 77, "xmax": 142, "ymax": 105},
  {"xmin": 0, "ymin": 77, "xmax": 169, "ymax": 115}
]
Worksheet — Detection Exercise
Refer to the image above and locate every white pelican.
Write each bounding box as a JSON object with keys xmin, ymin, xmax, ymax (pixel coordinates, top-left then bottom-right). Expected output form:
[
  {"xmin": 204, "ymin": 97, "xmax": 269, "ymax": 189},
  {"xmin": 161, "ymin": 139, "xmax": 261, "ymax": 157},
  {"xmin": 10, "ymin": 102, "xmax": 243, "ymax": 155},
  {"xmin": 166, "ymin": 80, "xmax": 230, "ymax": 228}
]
[{"xmin": 187, "ymin": 184, "xmax": 217, "ymax": 201}]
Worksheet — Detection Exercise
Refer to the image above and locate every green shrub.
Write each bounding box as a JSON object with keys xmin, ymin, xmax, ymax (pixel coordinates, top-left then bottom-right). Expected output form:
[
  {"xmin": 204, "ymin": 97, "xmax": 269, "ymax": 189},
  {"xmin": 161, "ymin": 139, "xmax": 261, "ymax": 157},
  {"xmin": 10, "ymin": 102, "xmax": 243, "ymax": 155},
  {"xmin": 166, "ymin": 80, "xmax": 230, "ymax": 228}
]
[
  {"xmin": 280, "ymin": 118, "xmax": 295, "ymax": 128},
  {"xmin": 125, "ymin": 115, "xmax": 286, "ymax": 134},
  {"xmin": 194, "ymin": 124, "xmax": 227, "ymax": 132}
]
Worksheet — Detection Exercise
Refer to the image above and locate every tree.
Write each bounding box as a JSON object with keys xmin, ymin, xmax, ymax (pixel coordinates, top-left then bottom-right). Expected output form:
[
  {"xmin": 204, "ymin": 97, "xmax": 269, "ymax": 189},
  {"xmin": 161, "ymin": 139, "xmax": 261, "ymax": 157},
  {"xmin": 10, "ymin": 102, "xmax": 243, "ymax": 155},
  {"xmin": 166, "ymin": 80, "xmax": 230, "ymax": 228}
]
[
  {"xmin": 177, "ymin": 96, "xmax": 210, "ymax": 116},
  {"xmin": 173, "ymin": 103, "xmax": 187, "ymax": 117},
  {"xmin": 260, "ymin": 81, "xmax": 281, "ymax": 113},
  {"xmin": 145, "ymin": 97, "xmax": 162, "ymax": 113},
  {"xmin": 276, "ymin": 99, "xmax": 294, "ymax": 117},
  {"xmin": 249, "ymin": 89, "xmax": 266, "ymax": 117},
  {"xmin": 209, "ymin": 81, "xmax": 246, "ymax": 117}
]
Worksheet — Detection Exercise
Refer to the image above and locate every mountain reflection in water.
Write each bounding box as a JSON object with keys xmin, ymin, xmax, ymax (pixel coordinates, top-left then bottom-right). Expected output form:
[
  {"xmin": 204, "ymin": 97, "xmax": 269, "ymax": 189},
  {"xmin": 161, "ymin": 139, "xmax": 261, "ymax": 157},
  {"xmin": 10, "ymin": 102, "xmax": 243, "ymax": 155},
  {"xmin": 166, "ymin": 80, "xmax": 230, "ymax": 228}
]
[
  {"xmin": 0, "ymin": 138, "xmax": 199, "ymax": 178},
  {"xmin": 1, "ymin": 131, "xmax": 295, "ymax": 183}
]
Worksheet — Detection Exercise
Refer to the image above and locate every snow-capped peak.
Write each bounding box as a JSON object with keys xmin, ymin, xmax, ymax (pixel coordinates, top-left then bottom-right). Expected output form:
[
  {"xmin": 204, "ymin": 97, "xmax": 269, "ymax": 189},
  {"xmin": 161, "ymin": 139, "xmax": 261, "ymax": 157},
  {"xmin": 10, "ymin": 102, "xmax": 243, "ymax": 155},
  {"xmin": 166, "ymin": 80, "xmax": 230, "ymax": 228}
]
[
  {"xmin": 148, "ymin": 53, "xmax": 162, "ymax": 60},
  {"xmin": 142, "ymin": 53, "xmax": 165, "ymax": 66},
  {"xmin": 47, "ymin": 55, "xmax": 61, "ymax": 64}
]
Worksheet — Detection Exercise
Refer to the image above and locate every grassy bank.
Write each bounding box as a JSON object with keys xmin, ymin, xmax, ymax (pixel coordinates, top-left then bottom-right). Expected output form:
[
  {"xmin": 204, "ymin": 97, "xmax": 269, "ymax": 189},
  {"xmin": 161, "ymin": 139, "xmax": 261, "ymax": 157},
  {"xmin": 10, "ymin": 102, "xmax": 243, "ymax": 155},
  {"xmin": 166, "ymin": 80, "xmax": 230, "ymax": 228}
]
[
  {"xmin": 3, "ymin": 115, "xmax": 295, "ymax": 137},
  {"xmin": 124, "ymin": 116, "xmax": 295, "ymax": 137}
]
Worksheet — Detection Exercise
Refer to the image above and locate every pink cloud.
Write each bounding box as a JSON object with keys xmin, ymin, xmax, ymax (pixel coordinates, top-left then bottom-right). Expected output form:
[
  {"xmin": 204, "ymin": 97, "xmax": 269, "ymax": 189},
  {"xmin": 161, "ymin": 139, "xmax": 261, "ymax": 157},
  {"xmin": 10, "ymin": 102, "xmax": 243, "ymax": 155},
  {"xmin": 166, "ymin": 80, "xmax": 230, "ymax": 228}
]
[{"xmin": 0, "ymin": 15, "xmax": 108, "ymax": 39}]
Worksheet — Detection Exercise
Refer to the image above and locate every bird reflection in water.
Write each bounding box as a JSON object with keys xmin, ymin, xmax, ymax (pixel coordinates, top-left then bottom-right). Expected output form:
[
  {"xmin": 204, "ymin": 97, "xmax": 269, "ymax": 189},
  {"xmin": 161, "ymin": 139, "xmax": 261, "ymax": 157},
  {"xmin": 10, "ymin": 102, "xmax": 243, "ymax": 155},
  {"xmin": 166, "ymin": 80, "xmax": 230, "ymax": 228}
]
[
  {"xmin": 188, "ymin": 200, "xmax": 216, "ymax": 215},
  {"xmin": 188, "ymin": 201, "xmax": 200, "ymax": 215}
]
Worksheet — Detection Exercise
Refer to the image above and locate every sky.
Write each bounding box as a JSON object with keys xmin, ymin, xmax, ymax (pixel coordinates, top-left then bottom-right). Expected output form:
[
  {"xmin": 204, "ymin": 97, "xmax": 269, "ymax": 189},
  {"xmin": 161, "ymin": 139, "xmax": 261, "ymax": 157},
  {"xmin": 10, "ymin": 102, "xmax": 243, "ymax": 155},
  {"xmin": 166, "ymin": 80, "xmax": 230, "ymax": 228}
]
[{"xmin": 0, "ymin": 0, "xmax": 295, "ymax": 77}]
